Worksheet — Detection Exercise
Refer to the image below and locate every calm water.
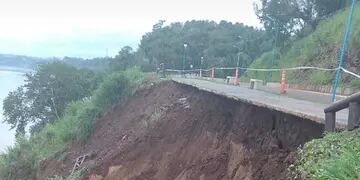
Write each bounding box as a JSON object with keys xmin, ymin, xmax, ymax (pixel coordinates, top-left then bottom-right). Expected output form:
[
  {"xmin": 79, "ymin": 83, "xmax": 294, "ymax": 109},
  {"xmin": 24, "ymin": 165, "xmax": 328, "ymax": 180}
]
[{"xmin": 0, "ymin": 69, "xmax": 26, "ymax": 152}]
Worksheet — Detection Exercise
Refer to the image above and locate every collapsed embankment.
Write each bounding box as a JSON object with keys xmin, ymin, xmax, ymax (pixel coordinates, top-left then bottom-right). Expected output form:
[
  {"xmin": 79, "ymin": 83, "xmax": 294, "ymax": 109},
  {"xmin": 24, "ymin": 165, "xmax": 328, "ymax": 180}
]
[{"xmin": 38, "ymin": 81, "xmax": 324, "ymax": 180}]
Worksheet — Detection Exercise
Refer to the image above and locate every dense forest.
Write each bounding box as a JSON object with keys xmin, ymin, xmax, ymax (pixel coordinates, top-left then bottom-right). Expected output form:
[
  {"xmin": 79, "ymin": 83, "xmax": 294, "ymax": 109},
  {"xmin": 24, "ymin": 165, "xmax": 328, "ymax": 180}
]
[{"xmin": 139, "ymin": 20, "xmax": 273, "ymax": 70}]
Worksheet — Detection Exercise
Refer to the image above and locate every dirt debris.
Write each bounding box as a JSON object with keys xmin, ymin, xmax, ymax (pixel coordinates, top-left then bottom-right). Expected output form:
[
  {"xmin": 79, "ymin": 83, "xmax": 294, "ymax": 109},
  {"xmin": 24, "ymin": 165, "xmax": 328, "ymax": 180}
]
[{"xmin": 38, "ymin": 81, "xmax": 324, "ymax": 180}]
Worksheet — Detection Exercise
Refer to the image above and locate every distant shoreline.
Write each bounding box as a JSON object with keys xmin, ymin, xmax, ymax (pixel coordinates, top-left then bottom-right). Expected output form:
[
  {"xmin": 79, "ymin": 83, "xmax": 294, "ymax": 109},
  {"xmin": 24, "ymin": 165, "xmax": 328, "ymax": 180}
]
[{"xmin": 0, "ymin": 66, "xmax": 34, "ymax": 73}]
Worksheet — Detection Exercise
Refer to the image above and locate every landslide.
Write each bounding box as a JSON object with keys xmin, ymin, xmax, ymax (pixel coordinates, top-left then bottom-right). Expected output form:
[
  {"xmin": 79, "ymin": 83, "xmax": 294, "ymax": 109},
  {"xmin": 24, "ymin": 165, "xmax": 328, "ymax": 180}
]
[{"xmin": 38, "ymin": 81, "xmax": 324, "ymax": 180}]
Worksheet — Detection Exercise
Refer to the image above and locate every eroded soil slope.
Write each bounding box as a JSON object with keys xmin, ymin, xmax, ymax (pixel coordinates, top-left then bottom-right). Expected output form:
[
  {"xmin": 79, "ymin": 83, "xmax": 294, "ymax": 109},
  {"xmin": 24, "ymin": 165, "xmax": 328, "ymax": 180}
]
[{"xmin": 38, "ymin": 81, "xmax": 324, "ymax": 180}]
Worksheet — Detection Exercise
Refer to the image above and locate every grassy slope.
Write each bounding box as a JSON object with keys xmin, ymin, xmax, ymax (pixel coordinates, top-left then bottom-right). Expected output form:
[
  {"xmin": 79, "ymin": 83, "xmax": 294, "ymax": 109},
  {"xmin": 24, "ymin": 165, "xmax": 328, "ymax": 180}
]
[
  {"xmin": 0, "ymin": 68, "xmax": 153, "ymax": 179},
  {"xmin": 249, "ymin": 6, "xmax": 360, "ymax": 89}
]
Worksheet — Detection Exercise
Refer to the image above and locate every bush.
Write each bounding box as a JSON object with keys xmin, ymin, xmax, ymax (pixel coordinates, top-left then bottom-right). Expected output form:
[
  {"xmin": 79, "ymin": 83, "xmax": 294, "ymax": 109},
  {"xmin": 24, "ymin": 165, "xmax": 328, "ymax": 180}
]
[
  {"xmin": 309, "ymin": 71, "xmax": 333, "ymax": 85},
  {"xmin": 92, "ymin": 73, "xmax": 130, "ymax": 111},
  {"xmin": 0, "ymin": 136, "xmax": 37, "ymax": 179},
  {"xmin": 290, "ymin": 130, "xmax": 360, "ymax": 179}
]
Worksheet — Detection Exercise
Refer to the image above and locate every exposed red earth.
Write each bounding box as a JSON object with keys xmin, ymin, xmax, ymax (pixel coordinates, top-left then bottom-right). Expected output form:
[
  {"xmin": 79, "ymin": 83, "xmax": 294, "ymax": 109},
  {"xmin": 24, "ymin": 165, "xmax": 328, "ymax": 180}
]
[{"xmin": 38, "ymin": 81, "xmax": 323, "ymax": 180}]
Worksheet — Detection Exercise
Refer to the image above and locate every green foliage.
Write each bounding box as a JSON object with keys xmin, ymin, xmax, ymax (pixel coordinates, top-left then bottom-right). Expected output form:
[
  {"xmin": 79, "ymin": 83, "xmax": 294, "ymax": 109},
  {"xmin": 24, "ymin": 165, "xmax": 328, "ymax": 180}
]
[
  {"xmin": 49, "ymin": 169, "xmax": 83, "ymax": 180},
  {"xmin": 250, "ymin": 5, "xmax": 360, "ymax": 86},
  {"xmin": 309, "ymin": 71, "xmax": 333, "ymax": 85},
  {"xmin": 2, "ymin": 61, "xmax": 101, "ymax": 135},
  {"xmin": 109, "ymin": 46, "xmax": 139, "ymax": 71},
  {"xmin": 0, "ymin": 135, "xmax": 37, "ymax": 179},
  {"xmin": 92, "ymin": 73, "xmax": 130, "ymax": 110},
  {"xmin": 2, "ymin": 87, "xmax": 29, "ymax": 134},
  {"xmin": 139, "ymin": 20, "xmax": 273, "ymax": 70},
  {"xmin": 66, "ymin": 169, "xmax": 84, "ymax": 180},
  {"xmin": 255, "ymin": 0, "xmax": 349, "ymax": 43},
  {"xmin": 290, "ymin": 130, "xmax": 360, "ymax": 179},
  {"xmin": 0, "ymin": 68, "xmax": 146, "ymax": 179}
]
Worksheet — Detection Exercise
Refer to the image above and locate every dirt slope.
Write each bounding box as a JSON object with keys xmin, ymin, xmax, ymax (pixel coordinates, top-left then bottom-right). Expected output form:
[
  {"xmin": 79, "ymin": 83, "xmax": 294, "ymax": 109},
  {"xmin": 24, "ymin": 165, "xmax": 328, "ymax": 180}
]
[{"xmin": 38, "ymin": 81, "xmax": 324, "ymax": 180}]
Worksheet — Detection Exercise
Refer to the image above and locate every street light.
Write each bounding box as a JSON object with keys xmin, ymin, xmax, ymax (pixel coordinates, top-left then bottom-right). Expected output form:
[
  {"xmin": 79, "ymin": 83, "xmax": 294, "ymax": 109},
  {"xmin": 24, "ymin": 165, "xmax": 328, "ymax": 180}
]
[
  {"xmin": 233, "ymin": 43, "xmax": 242, "ymax": 68},
  {"xmin": 183, "ymin": 43, "xmax": 188, "ymax": 71},
  {"xmin": 200, "ymin": 56, "xmax": 204, "ymax": 77},
  {"xmin": 237, "ymin": 53, "xmax": 240, "ymax": 68}
]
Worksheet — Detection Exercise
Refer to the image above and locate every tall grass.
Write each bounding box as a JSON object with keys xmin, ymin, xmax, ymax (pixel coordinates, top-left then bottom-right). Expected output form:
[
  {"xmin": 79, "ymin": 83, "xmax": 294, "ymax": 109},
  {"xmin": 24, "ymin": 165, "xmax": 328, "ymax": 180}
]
[{"xmin": 0, "ymin": 68, "xmax": 147, "ymax": 179}]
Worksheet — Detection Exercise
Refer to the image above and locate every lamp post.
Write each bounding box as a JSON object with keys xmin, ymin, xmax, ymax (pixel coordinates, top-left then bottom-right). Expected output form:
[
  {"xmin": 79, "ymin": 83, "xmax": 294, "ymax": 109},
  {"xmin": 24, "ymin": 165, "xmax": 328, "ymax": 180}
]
[
  {"xmin": 200, "ymin": 56, "xmax": 204, "ymax": 77},
  {"xmin": 237, "ymin": 53, "xmax": 240, "ymax": 68},
  {"xmin": 183, "ymin": 43, "xmax": 188, "ymax": 71}
]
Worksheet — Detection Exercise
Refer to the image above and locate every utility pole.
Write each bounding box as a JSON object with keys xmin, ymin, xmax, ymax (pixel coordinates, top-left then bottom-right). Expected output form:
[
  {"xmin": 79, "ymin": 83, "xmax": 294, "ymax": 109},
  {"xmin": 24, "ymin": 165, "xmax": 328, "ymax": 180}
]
[
  {"xmin": 331, "ymin": 0, "xmax": 356, "ymax": 102},
  {"xmin": 268, "ymin": 23, "xmax": 279, "ymax": 83},
  {"xmin": 237, "ymin": 53, "xmax": 240, "ymax": 68},
  {"xmin": 200, "ymin": 56, "xmax": 204, "ymax": 77},
  {"xmin": 183, "ymin": 43, "xmax": 188, "ymax": 71}
]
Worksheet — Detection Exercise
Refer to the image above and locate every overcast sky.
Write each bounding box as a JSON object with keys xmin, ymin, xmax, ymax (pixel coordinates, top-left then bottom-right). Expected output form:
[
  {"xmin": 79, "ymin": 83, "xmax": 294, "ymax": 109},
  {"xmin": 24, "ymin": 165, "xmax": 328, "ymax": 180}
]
[{"xmin": 0, "ymin": 0, "xmax": 261, "ymax": 58}]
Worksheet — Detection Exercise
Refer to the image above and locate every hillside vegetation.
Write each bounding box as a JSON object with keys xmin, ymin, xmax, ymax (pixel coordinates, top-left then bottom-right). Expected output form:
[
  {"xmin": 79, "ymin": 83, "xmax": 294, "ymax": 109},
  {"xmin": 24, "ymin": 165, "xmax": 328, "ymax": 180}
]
[
  {"xmin": 290, "ymin": 130, "xmax": 360, "ymax": 179},
  {"xmin": 250, "ymin": 6, "xmax": 360, "ymax": 89},
  {"xmin": 0, "ymin": 67, "xmax": 150, "ymax": 179}
]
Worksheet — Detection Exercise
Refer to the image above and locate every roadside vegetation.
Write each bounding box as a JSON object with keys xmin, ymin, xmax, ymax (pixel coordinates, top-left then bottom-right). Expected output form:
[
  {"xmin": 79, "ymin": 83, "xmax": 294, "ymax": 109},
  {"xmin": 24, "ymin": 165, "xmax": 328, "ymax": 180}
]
[
  {"xmin": 250, "ymin": 5, "xmax": 360, "ymax": 90},
  {"xmin": 252, "ymin": 2, "xmax": 360, "ymax": 177},
  {"xmin": 290, "ymin": 130, "xmax": 360, "ymax": 179}
]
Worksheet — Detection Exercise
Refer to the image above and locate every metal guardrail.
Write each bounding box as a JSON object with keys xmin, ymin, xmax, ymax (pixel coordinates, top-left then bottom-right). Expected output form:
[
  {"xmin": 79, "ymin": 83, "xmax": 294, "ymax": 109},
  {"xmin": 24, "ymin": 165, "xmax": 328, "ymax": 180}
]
[{"xmin": 324, "ymin": 92, "xmax": 360, "ymax": 131}]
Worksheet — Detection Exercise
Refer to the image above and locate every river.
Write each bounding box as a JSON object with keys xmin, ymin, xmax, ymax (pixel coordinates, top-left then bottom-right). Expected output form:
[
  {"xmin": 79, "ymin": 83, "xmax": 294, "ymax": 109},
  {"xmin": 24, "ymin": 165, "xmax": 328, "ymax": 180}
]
[{"xmin": 0, "ymin": 69, "xmax": 26, "ymax": 152}]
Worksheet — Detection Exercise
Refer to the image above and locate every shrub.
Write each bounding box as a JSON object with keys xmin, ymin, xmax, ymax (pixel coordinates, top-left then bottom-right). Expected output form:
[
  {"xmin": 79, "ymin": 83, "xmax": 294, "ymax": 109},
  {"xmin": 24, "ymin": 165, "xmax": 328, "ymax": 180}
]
[
  {"xmin": 92, "ymin": 73, "xmax": 130, "ymax": 110},
  {"xmin": 290, "ymin": 130, "xmax": 360, "ymax": 179},
  {"xmin": 309, "ymin": 71, "xmax": 333, "ymax": 85}
]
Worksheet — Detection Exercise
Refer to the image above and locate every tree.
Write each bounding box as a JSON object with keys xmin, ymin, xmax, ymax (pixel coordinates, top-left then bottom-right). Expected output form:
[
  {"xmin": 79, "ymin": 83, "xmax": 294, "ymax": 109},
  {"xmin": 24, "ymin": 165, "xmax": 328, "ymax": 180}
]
[
  {"xmin": 255, "ymin": 0, "xmax": 304, "ymax": 44},
  {"xmin": 138, "ymin": 20, "xmax": 273, "ymax": 71},
  {"xmin": 3, "ymin": 62, "xmax": 100, "ymax": 134},
  {"xmin": 255, "ymin": 0, "xmax": 350, "ymax": 42},
  {"xmin": 110, "ymin": 46, "xmax": 137, "ymax": 71},
  {"xmin": 3, "ymin": 87, "xmax": 29, "ymax": 135}
]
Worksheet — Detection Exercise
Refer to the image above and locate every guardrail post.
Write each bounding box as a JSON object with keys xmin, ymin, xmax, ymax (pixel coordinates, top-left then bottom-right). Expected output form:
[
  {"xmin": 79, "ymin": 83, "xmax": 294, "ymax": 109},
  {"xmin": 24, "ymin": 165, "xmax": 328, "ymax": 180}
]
[
  {"xmin": 325, "ymin": 112, "xmax": 336, "ymax": 132},
  {"xmin": 348, "ymin": 102, "xmax": 360, "ymax": 131}
]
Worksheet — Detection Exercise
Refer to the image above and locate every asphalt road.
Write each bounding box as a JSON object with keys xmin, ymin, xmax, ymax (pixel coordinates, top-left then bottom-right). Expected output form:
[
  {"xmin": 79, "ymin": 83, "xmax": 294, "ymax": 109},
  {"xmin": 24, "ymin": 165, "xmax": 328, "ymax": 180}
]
[{"xmin": 173, "ymin": 77, "xmax": 349, "ymax": 127}]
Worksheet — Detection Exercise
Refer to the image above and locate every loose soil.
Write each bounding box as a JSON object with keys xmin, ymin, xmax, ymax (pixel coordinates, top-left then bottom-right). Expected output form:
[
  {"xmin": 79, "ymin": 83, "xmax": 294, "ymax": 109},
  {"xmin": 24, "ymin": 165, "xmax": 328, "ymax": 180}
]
[{"xmin": 38, "ymin": 81, "xmax": 324, "ymax": 180}]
